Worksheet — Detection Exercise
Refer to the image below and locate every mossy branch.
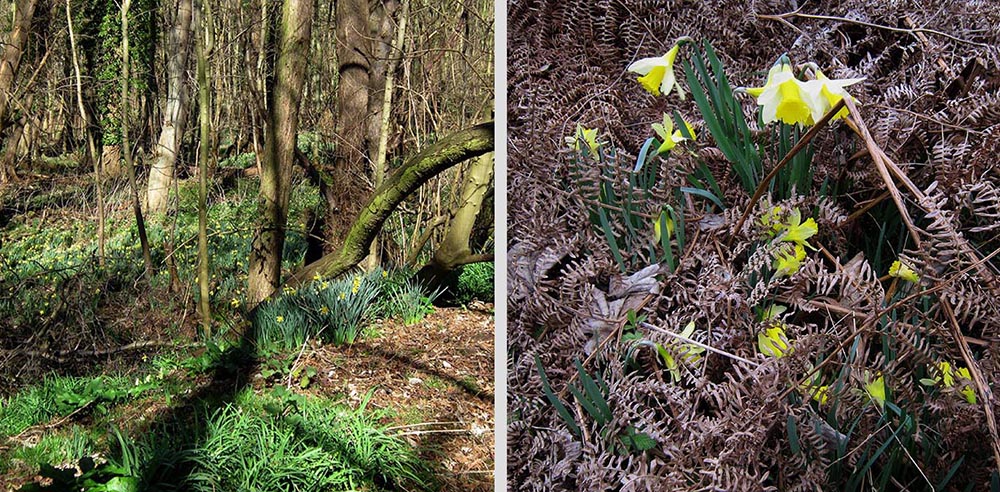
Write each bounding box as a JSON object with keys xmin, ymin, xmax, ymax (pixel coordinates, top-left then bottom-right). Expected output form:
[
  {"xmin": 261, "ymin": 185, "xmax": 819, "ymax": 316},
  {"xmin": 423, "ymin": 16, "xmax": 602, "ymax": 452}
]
[{"xmin": 283, "ymin": 121, "xmax": 494, "ymax": 288}]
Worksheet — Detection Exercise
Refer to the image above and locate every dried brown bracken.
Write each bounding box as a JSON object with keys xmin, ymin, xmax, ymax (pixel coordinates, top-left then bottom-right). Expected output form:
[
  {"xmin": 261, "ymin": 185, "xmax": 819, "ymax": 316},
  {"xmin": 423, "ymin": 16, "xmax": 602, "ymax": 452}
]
[{"xmin": 508, "ymin": 0, "xmax": 1000, "ymax": 490}]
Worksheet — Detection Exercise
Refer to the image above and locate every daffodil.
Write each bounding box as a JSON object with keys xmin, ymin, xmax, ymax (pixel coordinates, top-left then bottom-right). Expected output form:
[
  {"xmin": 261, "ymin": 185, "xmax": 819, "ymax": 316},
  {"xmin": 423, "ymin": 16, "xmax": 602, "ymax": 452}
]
[
  {"xmin": 773, "ymin": 243, "xmax": 806, "ymax": 277},
  {"xmin": 799, "ymin": 375, "xmax": 830, "ymax": 405},
  {"xmin": 778, "ymin": 208, "xmax": 817, "ymax": 249},
  {"xmin": 230, "ymin": 298, "xmax": 240, "ymax": 308},
  {"xmin": 276, "ymin": 316, "xmax": 284, "ymax": 324},
  {"xmin": 319, "ymin": 305, "xmax": 329, "ymax": 315},
  {"xmin": 747, "ymin": 58, "xmax": 817, "ymax": 126},
  {"xmin": 757, "ymin": 325, "xmax": 792, "ymax": 358},
  {"xmin": 921, "ymin": 361, "xmax": 977, "ymax": 404},
  {"xmin": 864, "ymin": 372, "xmax": 886, "ymax": 409},
  {"xmin": 651, "ymin": 113, "xmax": 695, "ymax": 155},
  {"xmin": 653, "ymin": 210, "xmax": 675, "ymax": 243},
  {"xmin": 956, "ymin": 366, "xmax": 977, "ymax": 404},
  {"xmin": 760, "ymin": 205, "xmax": 784, "ymax": 236},
  {"xmin": 802, "ymin": 70, "xmax": 865, "ymax": 122},
  {"xmin": 628, "ymin": 44, "xmax": 684, "ymax": 99},
  {"xmin": 565, "ymin": 125, "xmax": 602, "ymax": 156},
  {"xmin": 889, "ymin": 260, "xmax": 919, "ymax": 283},
  {"xmin": 656, "ymin": 321, "xmax": 705, "ymax": 382}
]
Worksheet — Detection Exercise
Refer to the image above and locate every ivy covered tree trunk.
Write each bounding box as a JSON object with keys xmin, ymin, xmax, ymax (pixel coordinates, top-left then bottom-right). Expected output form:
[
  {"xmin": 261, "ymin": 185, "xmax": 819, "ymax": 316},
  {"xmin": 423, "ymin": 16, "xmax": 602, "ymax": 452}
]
[
  {"xmin": 146, "ymin": 0, "xmax": 193, "ymax": 214},
  {"xmin": 285, "ymin": 122, "xmax": 493, "ymax": 288},
  {"xmin": 247, "ymin": 0, "xmax": 314, "ymax": 304}
]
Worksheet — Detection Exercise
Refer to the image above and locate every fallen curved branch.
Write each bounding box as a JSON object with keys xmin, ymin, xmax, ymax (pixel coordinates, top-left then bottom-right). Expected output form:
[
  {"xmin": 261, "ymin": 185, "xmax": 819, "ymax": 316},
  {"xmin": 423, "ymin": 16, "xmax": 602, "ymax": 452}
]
[{"xmin": 284, "ymin": 121, "xmax": 494, "ymax": 287}]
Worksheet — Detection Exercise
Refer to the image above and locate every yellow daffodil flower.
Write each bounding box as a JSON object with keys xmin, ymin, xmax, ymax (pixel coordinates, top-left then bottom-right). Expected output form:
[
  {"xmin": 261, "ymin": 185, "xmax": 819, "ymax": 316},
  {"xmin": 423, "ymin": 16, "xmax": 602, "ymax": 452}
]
[
  {"xmin": 802, "ymin": 70, "xmax": 865, "ymax": 122},
  {"xmin": 656, "ymin": 321, "xmax": 704, "ymax": 382},
  {"xmin": 778, "ymin": 208, "xmax": 818, "ymax": 249},
  {"xmin": 382, "ymin": 270, "xmax": 389, "ymax": 278},
  {"xmin": 628, "ymin": 44, "xmax": 684, "ymax": 99},
  {"xmin": 760, "ymin": 205, "xmax": 784, "ymax": 236},
  {"xmin": 757, "ymin": 325, "xmax": 792, "ymax": 358},
  {"xmin": 651, "ymin": 113, "xmax": 695, "ymax": 155},
  {"xmin": 889, "ymin": 260, "xmax": 919, "ymax": 283},
  {"xmin": 864, "ymin": 372, "xmax": 886, "ymax": 410},
  {"xmin": 319, "ymin": 305, "xmax": 329, "ymax": 315},
  {"xmin": 773, "ymin": 243, "xmax": 807, "ymax": 277},
  {"xmin": 276, "ymin": 316, "xmax": 284, "ymax": 324},
  {"xmin": 748, "ymin": 59, "xmax": 817, "ymax": 126},
  {"xmin": 565, "ymin": 124, "xmax": 602, "ymax": 156},
  {"xmin": 956, "ymin": 366, "xmax": 977, "ymax": 404},
  {"xmin": 653, "ymin": 210, "xmax": 675, "ymax": 243},
  {"xmin": 230, "ymin": 298, "xmax": 240, "ymax": 308},
  {"xmin": 921, "ymin": 361, "xmax": 977, "ymax": 404},
  {"xmin": 811, "ymin": 385, "xmax": 830, "ymax": 404},
  {"xmin": 800, "ymin": 377, "xmax": 830, "ymax": 405}
]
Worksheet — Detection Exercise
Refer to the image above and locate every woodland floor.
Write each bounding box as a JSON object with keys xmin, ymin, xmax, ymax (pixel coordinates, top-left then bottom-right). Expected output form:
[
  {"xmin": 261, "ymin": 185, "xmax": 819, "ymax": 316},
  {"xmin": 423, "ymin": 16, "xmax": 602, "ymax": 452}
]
[
  {"xmin": 304, "ymin": 305, "xmax": 496, "ymax": 492},
  {"xmin": 0, "ymin": 305, "xmax": 495, "ymax": 491},
  {"xmin": 0, "ymin": 166, "xmax": 494, "ymax": 491}
]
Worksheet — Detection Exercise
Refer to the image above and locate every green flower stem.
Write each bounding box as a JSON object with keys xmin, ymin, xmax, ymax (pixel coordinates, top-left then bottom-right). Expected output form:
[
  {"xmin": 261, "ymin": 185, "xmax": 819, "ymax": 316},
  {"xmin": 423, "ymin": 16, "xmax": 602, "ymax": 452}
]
[{"xmin": 727, "ymin": 98, "xmax": 845, "ymax": 247}]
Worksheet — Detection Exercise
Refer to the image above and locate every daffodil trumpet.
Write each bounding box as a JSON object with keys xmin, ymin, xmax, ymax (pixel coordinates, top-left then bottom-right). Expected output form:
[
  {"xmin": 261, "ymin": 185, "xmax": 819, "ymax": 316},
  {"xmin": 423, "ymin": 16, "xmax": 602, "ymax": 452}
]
[
  {"xmin": 740, "ymin": 56, "xmax": 864, "ymax": 127},
  {"xmin": 627, "ymin": 37, "xmax": 693, "ymax": 99}
]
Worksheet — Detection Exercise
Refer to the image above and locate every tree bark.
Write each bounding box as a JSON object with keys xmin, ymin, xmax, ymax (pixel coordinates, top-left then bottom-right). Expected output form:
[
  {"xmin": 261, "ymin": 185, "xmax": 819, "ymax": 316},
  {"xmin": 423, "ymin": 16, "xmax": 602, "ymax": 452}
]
[
  {"xmin": 324, "ymin": 0, "xmax": 372, "ymax": 252},
  {"xmin": 247, "ymin": 0, "xmax": 314, "ymax": 304},
  {"xmin": 417, "ymin": 151, "xmax": 494, "ymax": 286},
  {"xmin": 121, "ymin": 0, "xmax": 154, "ymax": 281},
  {"xmin": 146, "ymin": 0, "xmax": 194, "ymax": 215},
  {"xmin": 364, "ymin": 0, "xmax": 407, "ymax": 269},
  {"xmin": 284, "ymin": 122, "xmax": 493, "ymax": 288},
  {"xmin": 196, "ymin": 0, "xmax": 215, "ymax": 336},
  {"xmin": 0, "ymin": 0, "xmax": 38, "ymax": 183}
]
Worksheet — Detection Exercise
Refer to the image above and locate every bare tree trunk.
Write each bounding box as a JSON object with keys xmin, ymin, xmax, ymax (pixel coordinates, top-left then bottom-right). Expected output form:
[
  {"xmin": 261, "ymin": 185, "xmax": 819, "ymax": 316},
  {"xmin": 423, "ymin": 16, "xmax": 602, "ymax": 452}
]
[
  {"xmin": 66, "ymin": 0, "xmax": 105, "ymax": 267},
  {"xmin": 323, "ymin": 0, "xmax": 371, "ymax": 252},
  {"xmin": 0, "ymin": 0, "xmax": 38, "ymax": 183},
  {"xmin": 121, "ymin": 0, "xmax": 154, "ymax": 281},
  {"xmin": 364, "ymin": 0, "xmax": 407, "ymax": 270},
  {"xmin": 196, "ymin": 0, "xmax": 214, "ymax": 336},
  {"xmin": 146, "ymin": 0, "xmax": 194, "ymax": 215},
  {"xmin": 247, "ymin": 0, "xmax": 314, "ymax": 304},
  {"xmin": 0, "ymin": 118, "xmax": 25, "ymax": 182}
]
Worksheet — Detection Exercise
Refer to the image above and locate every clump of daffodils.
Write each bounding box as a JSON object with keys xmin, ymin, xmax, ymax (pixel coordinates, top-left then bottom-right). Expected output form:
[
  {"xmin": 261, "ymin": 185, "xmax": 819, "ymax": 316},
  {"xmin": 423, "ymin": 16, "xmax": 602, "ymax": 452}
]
[{"xmin": 745, "ymin": 55, "xmax": 864, "ymax": 126}]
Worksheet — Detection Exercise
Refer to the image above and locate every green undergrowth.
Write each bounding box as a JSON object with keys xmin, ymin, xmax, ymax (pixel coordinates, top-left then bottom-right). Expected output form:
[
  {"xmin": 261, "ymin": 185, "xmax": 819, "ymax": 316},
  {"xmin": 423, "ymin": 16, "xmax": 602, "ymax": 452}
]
[
  {"xmin": 251, "ymin": 267, "xmax": 452, "ymax": 351},
  {"xmin": 455, "ymin": 262, "xmax": 494, "ymax": 305},
  {"xmin": 0, "ymin": 175, "xmax": 320, "ymax": 348},
  {"xmin": 1, "ymin": 345, "xmax": 435, "ymax": 491}
]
